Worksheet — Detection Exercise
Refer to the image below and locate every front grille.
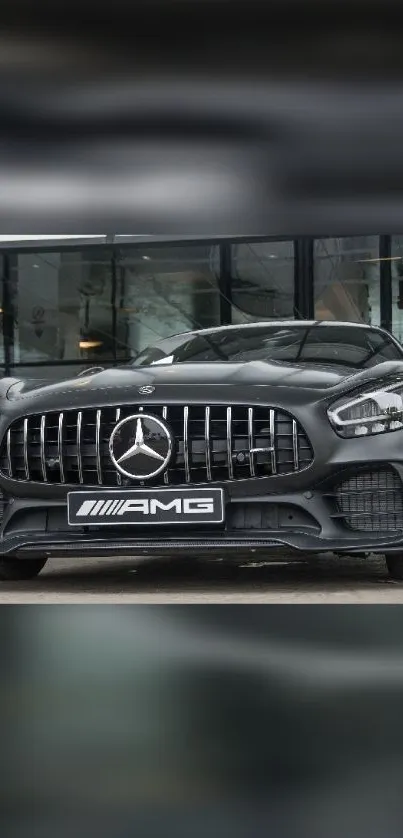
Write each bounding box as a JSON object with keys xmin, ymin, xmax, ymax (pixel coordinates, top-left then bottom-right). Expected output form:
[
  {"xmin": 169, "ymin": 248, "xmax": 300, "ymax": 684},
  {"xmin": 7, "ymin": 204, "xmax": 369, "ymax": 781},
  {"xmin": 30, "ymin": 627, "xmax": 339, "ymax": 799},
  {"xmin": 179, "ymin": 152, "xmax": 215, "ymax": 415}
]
[
  {"xmin": 0, "ymin": 404, "xmax": 313, "ymax": 487},
  {"xmin": 336, "ymin": 468, "xmax": 403, "ymax": 532}
]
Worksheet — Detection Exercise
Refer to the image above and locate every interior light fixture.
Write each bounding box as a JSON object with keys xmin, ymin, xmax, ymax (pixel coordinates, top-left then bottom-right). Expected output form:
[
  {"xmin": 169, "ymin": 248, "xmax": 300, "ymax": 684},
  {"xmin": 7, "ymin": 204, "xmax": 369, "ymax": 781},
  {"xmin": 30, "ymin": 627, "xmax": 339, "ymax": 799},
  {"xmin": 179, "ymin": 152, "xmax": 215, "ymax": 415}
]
[{"xmin": 79, "ymin": 340, "xmax": 103, "ymax": 350}]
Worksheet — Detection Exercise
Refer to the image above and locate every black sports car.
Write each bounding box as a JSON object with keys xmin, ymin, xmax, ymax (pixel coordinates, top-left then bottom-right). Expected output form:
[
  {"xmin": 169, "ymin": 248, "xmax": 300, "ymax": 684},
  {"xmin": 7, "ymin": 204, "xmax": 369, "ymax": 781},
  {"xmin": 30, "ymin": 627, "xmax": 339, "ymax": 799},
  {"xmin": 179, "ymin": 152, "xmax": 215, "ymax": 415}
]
[{"xmin": 2, "ymin": 320, "xmax": 403, "ymax": 580}]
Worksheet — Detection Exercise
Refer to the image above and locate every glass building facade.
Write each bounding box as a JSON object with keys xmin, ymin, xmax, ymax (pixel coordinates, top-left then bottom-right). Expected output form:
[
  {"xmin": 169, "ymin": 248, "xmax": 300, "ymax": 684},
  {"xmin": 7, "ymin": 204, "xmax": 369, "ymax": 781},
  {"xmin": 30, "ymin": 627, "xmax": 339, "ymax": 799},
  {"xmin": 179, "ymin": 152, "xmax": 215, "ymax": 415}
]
[{"xmin": 0, "ymin": 234, "xmax": 399, "ymax": 378}]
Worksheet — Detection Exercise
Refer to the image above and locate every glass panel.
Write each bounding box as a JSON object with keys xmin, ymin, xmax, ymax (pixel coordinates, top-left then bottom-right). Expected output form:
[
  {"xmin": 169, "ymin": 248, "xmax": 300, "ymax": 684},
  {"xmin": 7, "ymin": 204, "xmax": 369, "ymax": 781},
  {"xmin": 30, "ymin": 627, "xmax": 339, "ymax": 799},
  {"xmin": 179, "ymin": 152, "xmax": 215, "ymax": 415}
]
[
  {"xmin": 231, "ymin": 240, "xmax": 295, "ymax": 323},
  {"xmin": 391, "ymin": 237, "xmax": 403, "ymax": 342},
  {"xmin": 0, "ymin": 255, "xmax": 4, "ymax": 373},
  {"xmin": 314, "ymin": 236, "xmax": 380, "ymax": 324},
  {"xmin": 115, "ymin": 245, "xmax": 221, "ymax": 360},
  {"xmin": 9, "ymin": 250, "xmax": 114, "ymax": 365}
]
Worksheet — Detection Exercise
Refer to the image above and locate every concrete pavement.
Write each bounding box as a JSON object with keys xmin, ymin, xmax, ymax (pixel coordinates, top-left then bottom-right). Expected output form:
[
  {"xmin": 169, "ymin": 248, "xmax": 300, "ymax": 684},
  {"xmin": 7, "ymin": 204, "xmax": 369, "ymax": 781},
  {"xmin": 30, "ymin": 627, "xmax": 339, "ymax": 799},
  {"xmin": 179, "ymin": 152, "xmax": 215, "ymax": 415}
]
[{"xmin": 0, "ymin": 553, "xmax": 402, "ymax": 602}]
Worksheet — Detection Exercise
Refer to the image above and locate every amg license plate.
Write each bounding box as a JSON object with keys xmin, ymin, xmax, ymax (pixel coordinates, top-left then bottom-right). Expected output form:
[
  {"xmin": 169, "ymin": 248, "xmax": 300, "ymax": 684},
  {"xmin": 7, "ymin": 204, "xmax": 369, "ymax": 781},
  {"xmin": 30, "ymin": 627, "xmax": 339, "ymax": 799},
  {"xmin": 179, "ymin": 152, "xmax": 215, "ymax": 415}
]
[{"xmin": 67, "ymin": 488, "xmax": 225, "ymax": 527}]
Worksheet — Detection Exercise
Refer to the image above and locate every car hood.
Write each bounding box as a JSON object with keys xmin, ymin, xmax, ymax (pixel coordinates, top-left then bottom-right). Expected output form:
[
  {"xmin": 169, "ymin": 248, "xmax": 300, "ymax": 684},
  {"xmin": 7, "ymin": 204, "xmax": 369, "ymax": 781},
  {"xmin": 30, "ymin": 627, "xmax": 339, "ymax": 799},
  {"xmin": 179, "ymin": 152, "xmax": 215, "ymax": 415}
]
[{"xmin": 5, "ymin": 358, "xmax": 403, "ymax": 402}]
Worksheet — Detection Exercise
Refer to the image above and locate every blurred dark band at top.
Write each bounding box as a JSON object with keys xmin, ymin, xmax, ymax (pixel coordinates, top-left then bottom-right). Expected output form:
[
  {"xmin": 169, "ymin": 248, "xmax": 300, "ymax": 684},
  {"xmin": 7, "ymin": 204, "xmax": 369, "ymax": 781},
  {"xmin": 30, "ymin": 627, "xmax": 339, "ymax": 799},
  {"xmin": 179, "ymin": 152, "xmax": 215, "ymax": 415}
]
[
  {"xmin": 0, "ymin": 0, "xmax": 403, "ymax": 234},
  {"xmin": 2, "ymin": 0, "xmax": 403, "ymax": 79}
]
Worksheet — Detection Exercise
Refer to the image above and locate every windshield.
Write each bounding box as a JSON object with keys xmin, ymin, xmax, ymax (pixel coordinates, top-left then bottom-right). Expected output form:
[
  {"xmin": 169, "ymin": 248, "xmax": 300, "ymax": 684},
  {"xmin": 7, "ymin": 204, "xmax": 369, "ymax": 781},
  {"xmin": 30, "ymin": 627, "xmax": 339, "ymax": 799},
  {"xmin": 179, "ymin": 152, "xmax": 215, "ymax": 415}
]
[{"xmin": 131, "ymin": 325, "xmax": 403, "ymax": 369}]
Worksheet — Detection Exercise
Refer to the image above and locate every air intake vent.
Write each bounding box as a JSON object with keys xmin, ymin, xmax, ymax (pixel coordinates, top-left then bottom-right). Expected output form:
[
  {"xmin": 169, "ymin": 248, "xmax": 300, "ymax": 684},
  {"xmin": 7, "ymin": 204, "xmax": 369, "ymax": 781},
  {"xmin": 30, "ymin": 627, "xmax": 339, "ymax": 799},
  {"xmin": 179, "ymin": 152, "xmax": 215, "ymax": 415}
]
[
  {"xmin": 0, "ymin": 404, "xmax": 313, "ymax": 487},
  {"xmin": 335, "ymin": 467, "xmax": 403, "ymax": 532}
]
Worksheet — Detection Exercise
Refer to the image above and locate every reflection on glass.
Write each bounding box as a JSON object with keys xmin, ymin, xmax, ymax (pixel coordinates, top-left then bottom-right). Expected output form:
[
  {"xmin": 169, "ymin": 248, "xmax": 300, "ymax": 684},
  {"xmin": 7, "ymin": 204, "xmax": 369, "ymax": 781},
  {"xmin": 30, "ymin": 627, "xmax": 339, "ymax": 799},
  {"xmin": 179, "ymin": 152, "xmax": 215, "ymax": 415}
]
[
  {"xmin": 115, "ymin": 245, "xmax": 221, "ymax": 359},
  {"xmin": 314, "ymin": 237, "xmax": 380, "ymax": 325},
  {"xmin": 133, "ymin": 324, "xmax": 402, "ymax": 369},
  {"xmin": 9, "ymin": 250, "xmax": 114, "ymax": 364},
  {"xmin": 231, "ymin": 241, "xmax": 295, "ymax": 323}
]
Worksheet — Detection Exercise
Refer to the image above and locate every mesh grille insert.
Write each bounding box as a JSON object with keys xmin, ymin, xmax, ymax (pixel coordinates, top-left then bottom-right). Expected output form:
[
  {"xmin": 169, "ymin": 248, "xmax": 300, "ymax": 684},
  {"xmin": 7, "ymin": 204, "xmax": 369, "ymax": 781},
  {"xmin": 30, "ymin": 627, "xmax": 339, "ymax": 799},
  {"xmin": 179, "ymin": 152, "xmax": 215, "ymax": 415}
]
[{"xmin": 336, "ymin": 468, "xmax": 403, "ymax": 532}]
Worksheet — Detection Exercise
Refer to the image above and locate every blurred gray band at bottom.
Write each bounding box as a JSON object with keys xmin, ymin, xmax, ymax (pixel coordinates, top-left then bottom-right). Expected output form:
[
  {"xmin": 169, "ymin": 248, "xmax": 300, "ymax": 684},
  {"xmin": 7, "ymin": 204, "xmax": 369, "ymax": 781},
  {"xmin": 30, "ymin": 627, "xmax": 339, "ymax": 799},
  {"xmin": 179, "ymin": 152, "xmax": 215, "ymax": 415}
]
[{"xmin": 1, "ymin": 789, "xmax": 403, "ymax": 838}]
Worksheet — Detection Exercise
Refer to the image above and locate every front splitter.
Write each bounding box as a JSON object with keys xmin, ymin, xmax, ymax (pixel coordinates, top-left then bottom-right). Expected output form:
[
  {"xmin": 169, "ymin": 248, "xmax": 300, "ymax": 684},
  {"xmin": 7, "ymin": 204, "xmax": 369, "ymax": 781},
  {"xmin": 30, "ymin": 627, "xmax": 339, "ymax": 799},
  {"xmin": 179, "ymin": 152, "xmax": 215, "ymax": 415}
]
[{"xmin": 3, "ymin": 529, "xmax": 403, "ymax": 559}]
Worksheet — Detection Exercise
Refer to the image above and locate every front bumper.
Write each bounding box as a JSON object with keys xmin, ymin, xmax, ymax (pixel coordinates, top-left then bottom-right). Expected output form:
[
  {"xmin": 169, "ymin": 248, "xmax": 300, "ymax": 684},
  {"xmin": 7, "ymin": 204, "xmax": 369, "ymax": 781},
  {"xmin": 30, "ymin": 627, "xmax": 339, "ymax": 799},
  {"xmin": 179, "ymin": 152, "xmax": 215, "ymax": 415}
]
[
  {"xmin": 3, "ymin": 387, "xmax": 403, "ymax": 560},
  {"xmin": 2, "ymin": 474, "xmax": 403, "ymax": 560}
]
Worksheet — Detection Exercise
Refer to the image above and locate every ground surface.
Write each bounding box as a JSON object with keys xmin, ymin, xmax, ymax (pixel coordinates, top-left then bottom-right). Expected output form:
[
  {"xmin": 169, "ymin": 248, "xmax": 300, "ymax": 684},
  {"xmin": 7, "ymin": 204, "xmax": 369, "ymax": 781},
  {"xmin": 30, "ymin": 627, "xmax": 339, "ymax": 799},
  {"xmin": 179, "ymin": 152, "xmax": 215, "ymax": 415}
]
[{"xmin": 0, "ymin": 553, "xmax": 402, "ymax": 602}]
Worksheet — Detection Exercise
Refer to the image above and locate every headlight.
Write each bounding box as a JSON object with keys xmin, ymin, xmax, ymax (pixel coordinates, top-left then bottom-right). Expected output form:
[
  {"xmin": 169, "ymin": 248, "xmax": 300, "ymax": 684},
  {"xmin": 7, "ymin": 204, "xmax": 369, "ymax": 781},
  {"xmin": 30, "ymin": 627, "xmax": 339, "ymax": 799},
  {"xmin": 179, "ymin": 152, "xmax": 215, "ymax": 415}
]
[{"xmin": 328, "ymin": 380, "xmax": 403, "ymax": 438}]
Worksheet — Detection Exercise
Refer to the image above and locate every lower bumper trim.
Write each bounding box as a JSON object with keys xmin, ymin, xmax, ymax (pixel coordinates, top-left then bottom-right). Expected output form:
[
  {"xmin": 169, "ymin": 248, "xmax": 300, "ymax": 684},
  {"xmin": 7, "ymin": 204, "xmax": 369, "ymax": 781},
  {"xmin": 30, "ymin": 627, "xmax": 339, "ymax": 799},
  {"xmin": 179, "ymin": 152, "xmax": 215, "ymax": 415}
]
[{"xmin": 4, "ymin": 529, "xmax": 403, "ymax": 559}]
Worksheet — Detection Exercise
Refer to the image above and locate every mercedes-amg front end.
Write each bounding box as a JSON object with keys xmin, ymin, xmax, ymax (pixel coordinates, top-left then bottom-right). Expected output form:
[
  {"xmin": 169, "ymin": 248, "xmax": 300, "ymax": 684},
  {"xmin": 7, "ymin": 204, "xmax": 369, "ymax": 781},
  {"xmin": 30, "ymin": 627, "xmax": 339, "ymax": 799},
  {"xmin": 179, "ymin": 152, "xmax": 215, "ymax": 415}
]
[{"xmin": 1, "ymin": 320, "xmax": 403, "ymax": 580}]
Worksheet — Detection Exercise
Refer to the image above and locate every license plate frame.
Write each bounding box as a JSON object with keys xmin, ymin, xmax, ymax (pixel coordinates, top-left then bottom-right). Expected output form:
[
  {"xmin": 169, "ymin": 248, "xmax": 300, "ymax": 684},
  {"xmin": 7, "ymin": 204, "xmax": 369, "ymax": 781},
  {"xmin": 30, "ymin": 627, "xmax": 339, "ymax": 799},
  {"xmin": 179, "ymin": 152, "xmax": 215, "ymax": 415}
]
[{"xmin": 67, "ymin": 487, "xmax": 225, "ymax": 527}]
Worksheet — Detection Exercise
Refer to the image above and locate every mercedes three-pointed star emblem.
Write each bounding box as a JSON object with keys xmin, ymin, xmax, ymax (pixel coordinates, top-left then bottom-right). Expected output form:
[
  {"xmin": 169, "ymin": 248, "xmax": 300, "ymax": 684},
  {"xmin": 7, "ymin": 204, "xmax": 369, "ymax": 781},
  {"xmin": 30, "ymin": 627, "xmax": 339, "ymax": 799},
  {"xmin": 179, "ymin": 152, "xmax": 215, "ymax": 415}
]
[
  {"xmin": 109, "ymin": 413, "xmax": 172, "ymax": 480},
  {"xmin": 117, "ymin": 417, "xmax": 165, "ymax": 465}
]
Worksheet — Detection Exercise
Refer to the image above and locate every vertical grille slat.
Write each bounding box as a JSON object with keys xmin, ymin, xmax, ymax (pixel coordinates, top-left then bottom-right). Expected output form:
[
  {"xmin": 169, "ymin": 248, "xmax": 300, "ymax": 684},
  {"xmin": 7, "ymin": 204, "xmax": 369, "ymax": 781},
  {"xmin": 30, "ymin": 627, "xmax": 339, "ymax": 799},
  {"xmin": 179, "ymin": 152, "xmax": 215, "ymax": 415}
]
[
  {"xmin": 58, "ymin": 413, "xmax": 65, "ymax": 484},
  {"xmin": 115, "ymin": 408, "xmax": 122, "ymax": 485},
  {"xmin": 40, "ymin": 415, "xmax": 47, "ymax": 482},
  {"xmin": 183, "ymin": 405, "xmax": 190, "ymax": 483},
  {"xmin": 96, "ymin": 409, "xmax": 102, "ymax": 485},
  {"xmin": 162, "ymin": 406, "xmax": 169, "ymax": 485},
  {"xmin": 248, "ymin": 407, "xmax": 255, "ymax": 478},
  {"xmin": 77, "ymin": 411, "xmax": 83, "ymax": 484},
  {"xmin": 226, "ymin": 407, "xmax": 234, "ymax": 480},
  {"xmin": 292, "ymin": 419, "xmax": 299, "ymax": 472},
  {"xmin": 1, "ymin": 404, "xmax": 313, "ymax": 486},
  {"xmin": 6, "ymin": 429, "xmax": 12, "ymax": 478},
  {"xmin": 205, "ymin": 406, "xmax": 212, "ymax": 482},
  {"xmin": 269, "ymin": 409, "xmax": 277, "ymax": 475},
  {"xmin": 23, "ymin": 417, "xmax": 29, "ymax": 480}
]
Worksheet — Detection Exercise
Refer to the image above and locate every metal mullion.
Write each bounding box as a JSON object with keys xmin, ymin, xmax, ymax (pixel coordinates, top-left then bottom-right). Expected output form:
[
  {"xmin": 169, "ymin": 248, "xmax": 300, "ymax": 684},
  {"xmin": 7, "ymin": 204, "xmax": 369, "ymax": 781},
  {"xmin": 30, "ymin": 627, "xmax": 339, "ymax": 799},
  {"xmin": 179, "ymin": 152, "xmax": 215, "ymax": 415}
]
[
  {"xmin": 111, "ymin": 249, "xmax": 118, "ymax": 364},
  {"xmin": 380, "ymin": 235, "xmax": 392, "ymax": 333},
  {"xmin": 2, "ymin": 252, "xmax": 14, "ymax": 376},
  {"xmin": 219, "ymin": 242, "xmax": 232, "ymax": 325},
  {"xmin": 294, "ymin": 238, "xmax": 314, "ymax": 320}
]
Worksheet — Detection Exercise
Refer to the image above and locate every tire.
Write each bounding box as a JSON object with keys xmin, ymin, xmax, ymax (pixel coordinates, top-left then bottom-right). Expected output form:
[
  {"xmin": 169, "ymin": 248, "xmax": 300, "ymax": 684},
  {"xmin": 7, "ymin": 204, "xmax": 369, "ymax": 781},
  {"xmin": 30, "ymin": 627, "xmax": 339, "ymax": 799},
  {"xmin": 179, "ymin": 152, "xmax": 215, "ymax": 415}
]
[
  {"xmin": 385, "ymin": 555, "xmax": 403, "ymax": 581},
  {"xmin": 0, "ymin": 557, "xmax": 48, "ymax": 581}
]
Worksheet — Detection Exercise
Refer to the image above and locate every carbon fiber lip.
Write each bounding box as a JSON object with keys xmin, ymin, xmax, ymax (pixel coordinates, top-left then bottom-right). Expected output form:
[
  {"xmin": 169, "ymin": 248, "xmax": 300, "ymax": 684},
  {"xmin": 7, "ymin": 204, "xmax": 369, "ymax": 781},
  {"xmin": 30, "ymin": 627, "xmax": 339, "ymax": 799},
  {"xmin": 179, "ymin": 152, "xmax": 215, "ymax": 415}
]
[
  {"xmin": 10, "ymin": 535, "xmax": 403, "ymax": 560},
  {"xmin": 18, "ymin": 539, "xmax": 283, "ymax": 554}
]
